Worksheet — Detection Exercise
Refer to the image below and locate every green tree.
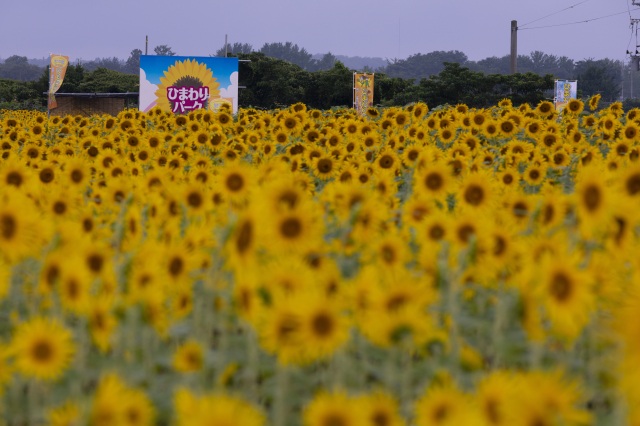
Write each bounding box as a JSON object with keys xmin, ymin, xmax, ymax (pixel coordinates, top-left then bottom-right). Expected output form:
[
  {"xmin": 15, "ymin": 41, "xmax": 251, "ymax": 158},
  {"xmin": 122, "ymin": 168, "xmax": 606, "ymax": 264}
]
[
  {"xmin": 259, "ymin": 42, "xmax": 314, "ymax": 70},
  {"xmin": 237, "ymin": 52, "xmax": 310, "ymax": 109},
  {"xmin": 382, "ymin": 50, "xmax": 468, "ymax": 80},
  {"xmin": 574, "ymin": 58, "xmax": 621, "ymax": 101},
  {"xmin": 305, "ymin": 61, "xmax": 352, "ymax": 108},
  {"xmin": 78, "ymin": 68, "xmax": 139, "ymax": 93},
  {"xmin": 0, "ymin": 78, "xmax": 42, "ymax": 110},
  {"xmin": 124, "ymin": 49, "xmax": 142, "ymax": 74},
  {"xmin": 215, "ymin": 42, "xmax": 253, "ymax": 57},
  {"xmin": 0, "ymin": 55, "xmax": 43, "ymax": 81},
  {"xmin": 308, "ymin": 53, "xmax": 337, "ymax": 72},
  {"xmin": 154, "ymin": 45, "xmax": 176, "ymax": 56}
]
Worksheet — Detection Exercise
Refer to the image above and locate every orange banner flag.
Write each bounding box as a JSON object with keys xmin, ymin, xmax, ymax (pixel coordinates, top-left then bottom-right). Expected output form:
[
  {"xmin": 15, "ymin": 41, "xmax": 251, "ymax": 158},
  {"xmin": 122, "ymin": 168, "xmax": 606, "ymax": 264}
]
[{"xmin": 48, "ymin": 54, "xmax": 69, "ymax": 109}]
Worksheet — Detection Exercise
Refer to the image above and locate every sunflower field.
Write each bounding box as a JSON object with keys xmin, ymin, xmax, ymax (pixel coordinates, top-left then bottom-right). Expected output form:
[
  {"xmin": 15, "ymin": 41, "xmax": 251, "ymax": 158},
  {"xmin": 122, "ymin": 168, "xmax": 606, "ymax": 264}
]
[{"xmin": 0, "ymin": 95, "xmax": 639, "ymax": 426}]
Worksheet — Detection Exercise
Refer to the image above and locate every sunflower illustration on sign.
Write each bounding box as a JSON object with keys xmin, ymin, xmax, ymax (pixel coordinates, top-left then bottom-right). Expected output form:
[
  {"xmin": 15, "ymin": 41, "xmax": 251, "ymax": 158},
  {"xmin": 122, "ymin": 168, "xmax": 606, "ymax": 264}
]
[{"xmin": 155, "ymin": 59, "xmax": 221, "ymax": 114}]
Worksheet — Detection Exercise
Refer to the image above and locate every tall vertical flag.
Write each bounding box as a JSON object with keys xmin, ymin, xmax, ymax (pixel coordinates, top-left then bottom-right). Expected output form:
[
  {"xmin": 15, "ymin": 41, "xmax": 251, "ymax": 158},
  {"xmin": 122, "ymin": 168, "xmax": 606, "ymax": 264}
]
[
  {"xmin": 48, "ymin": 54, "xmax": 69, "ymax": 110},
  {"xmin": 353, "ymin": 73, "xmax": 374, "ymax": 116},
  {"xmin": 554, "ymin": 79, "xmax": 578, "ymax": 113}
]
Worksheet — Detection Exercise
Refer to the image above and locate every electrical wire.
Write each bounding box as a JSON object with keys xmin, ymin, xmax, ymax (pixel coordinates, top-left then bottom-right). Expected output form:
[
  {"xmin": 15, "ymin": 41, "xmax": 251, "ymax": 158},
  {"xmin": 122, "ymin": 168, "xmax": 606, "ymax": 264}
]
[
  {"xmin": 519, "ymin": 0, "xmax": 591, "ymax": 28},
  {"xmin": 519, "ymin": 8, "xmax": 640, "ymax": 30}
]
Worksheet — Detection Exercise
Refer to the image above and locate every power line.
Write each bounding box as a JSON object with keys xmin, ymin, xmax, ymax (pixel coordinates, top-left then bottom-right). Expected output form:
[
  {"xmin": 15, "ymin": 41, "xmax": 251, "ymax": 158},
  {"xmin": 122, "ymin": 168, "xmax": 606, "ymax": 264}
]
[
  {"xmin": 519, "ymin": 8, "xmax": 640, "ymax": 30},
  {"xmin": 519, "ymin": 0, "xmax": 591, "ymax": 28}
]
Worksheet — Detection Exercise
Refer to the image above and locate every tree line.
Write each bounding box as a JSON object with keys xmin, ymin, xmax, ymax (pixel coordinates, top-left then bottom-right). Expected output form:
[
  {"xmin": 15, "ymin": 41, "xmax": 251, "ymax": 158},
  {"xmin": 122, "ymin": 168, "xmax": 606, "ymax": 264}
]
[{"xmin": 0, "ymin": 41, "xmax": 637, "ymax": 111}]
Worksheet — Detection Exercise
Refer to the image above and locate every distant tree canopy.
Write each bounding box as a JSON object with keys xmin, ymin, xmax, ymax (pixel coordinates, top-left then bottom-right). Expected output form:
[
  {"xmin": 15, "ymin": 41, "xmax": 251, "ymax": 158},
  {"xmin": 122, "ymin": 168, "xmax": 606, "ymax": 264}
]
[
  {"xmin": 0, "ymin": 55, "xmax": 43, "ymax": 81},
  {"xmin": 214, "ymin": 42, "xmax": 254, "ymax": 57},
  {"xmin": 383, "ymin": 50, "xmax": 469, "ymax": 80},
  {"xmin": 153, "ymin": 45, "xmax": 176, "ymax": 56},
  {"xmin": 0, "ymin": 43, "xmax": 638, "ymax": 111}
]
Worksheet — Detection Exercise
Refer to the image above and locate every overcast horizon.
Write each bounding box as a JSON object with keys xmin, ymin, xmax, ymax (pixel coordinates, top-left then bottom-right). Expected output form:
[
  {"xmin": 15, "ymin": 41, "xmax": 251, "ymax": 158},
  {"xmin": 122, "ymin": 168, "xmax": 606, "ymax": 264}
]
[{"xmin": 1, "ymin": 0, "xmax": 639, "ymax": 64}]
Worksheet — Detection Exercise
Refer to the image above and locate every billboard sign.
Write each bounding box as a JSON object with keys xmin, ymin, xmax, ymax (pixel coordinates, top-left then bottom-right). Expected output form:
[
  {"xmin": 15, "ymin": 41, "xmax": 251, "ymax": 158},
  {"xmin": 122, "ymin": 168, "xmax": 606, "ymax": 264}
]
[{"xmin": 139, "ymin": 55, "xmax": 239, "ymax": 114}]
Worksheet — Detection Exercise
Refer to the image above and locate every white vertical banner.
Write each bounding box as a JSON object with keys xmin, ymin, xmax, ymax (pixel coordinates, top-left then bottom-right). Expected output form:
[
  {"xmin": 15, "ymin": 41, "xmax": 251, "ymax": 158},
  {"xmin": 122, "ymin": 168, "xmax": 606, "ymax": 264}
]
[{"xmin": 554, "ymin": 80, "xmax": 578, "ymax": 112}]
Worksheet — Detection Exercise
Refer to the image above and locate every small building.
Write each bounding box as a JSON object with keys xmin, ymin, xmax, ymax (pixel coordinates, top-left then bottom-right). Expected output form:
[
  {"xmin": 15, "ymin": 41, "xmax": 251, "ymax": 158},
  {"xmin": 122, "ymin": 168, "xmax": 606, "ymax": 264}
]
[{"xmin": 46, "ymin": 92, "xmax": 139, "ymax": 116}]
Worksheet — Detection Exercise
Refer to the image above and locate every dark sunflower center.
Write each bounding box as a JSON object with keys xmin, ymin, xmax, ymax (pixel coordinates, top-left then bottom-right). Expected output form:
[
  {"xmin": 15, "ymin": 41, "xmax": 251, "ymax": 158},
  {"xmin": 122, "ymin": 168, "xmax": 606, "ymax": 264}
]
[
  {"xmin": 87, "ymin": 254, "xmax": 104, "ymax": 273},
  {"xmin": 236, "ymin": 220, "xmax": 253, "ymax": 254},
  {"xmin": 311, "ymin": 312, "xmax": 334, "ymax": 337},
  {"xmin": 323, "ymin": 414, "xmax": 347, "ymax": 426},
  {"xmin": 31, "ymin": 339, "xmax": 53, "ymax": 362},
  {"xmin": 6, "ymin": 171, "xmax": 23, "ymax": 187},
  {"xmin": 317, "ymin": 159, "xmax": 333, "ymax": 174},
  {"xmin": 187, "ymin": 192, "xmax": 203, "ymax": 208},
  {"xmin": 425, "ymin": 173, "xmax": 443, "ymax": 191},
  {"xmin": 626, "ymin": 173, "xmax": 640, "ymax": 196},
  {"xmin": 381, "ymin": 245, "xmax": 396, "ymax": 264},
  {"xmin": 280, "ymin": 217, "xmax": 302, "ymax": 239},
  {"xmin": 372, "ymin": 411, "xmax": 390, "ymax": 426},
  {"xmin": 71, "ymin": 169, "xmax": 84, "ymax": 183},
  {"xmin": 38, "ymin": 168, "xmax": 54, "ymax": 183},
  {"xmin": 0, "ymin": 214, "xmax": 17, "ymax": 240},
  {"xmin": 464, "ymin": 184, "xmax": 485, "ymax": 206},
  {"xmin": 226, "ymin": 174, "xmax": 244, "ymax": 192},
  {"xmin": 169, "ymin": 257, "xmax": 184, "ymax": 277},
  {"xmin": 378, "ymin": 155, "xmax": 394, "ymax": 169},
  {"xmin": 550, "ymin": 271, "xmax": 572, "ymax": 302},
  {"xmin": 583, "ymin": 185, "xmax": 601, "ymax": 212},
  {"xmin": 457, "ymin": 224, "xmax": 475, "ymax": 243}
]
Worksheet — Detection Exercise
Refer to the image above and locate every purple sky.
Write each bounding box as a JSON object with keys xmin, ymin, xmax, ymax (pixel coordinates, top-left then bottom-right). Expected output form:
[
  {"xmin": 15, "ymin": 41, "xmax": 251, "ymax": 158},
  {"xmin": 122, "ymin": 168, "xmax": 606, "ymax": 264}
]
[{"xmin": 1, "ymin": 0, "xmax": 638, "ymax": 63}]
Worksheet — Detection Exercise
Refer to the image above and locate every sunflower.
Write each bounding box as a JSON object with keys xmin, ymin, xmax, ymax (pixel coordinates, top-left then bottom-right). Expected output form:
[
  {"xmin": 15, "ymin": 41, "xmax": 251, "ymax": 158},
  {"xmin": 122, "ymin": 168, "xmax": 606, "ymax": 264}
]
[
  {"xmin": 535, "ymin": 100, "xmax": 555, "ymax": 118},
  {"xmin": 414, "ymin": 384, "xmax": 473, "ymax": 426},
  {"xmin": 0, "ymin": 158, "xmax": 32, "ymax": 189},
  {"xmin": 57, "ymin": 262, "xmax": 93, "ymax": 315},
  {"xmin": 522, "ymin": 164, "xmax": 546, "ymax": 186},
  {"xmin": 437, "ymin": 127, "xmax": 456, "ymax": 145},
  {"xmin": 9, "ymin": 316, "xmax": 75, "ymax": 381},
  {"xmin": 621, "ymin": 121, "xmax": 640, "ymax": 144},
  {"xmin": 298, "ymin": 292, "xmax": 350, "ymax": 363},
  {"xmin": 471, "ymin": 110, "xmax": 488, "ymax": 129},
  {"xmin": 267, "ymin": 207, "xmax": 323, "ymax": 254},
  {"xmin": 413, "ymin": 162, "xmax": 452, "ymax": 199},
  {"xmin": 620, "ymin": 164, "xmax": 640, "ymax": 197},
  {"xmin": 357, "ymin": 391, "xmax": 406, "ymax": 426},
  {"xmin": 564, "ymin": 98, "xmax": 584, "ymax": 115},
  {"xmin": 374, "ymin": 148, "xmax": 400, "ymax": 175},
  {"xmin": 497, "ymin": 118, "xmax": 518, "ymax": 137},
  {"xmin": 475, "ymin": 372, "xmax": 516, "ymax": 426},
  {"xmin": 90, "ymin": 373, "xmax": 156, "ymax": 426},
  {"xmin": 312, "ymin": 155, "xmax": 337, "ymax": 180},
  {"xmin": 154, "ymin": 59, "xmax": 221, "ymax": 113},
  {"xmin": 172, "ymin": 339, "xmax": 204, "ymax": 373},
  {"xmin": 457, "ymin": 170, "xmax": 496, "ymax": 211},
  {"xmin": 47, "ymin": 401, "xmax": 82, "ymax": 426},
  {"xmin": 0, "ymin": 200, "xmax": 44, "ymax": 262},
  {"xmin": 216, "ymin": 162, "xmax": 256, "ymax": 204},
  {"xmin": 303, "ymin": 391, "xmax": 363, "ymax": 426},
  {"xmin": 174, "ymin": 389, "xmax": 265, "ymax": 426},
  {"xmin": 483, "ymin": 120, "xmax": 499, "ymax": 138},
  {"xmin": 588, "ymin": 93, "xmax": 601, "ymax": 111},
  {"xmin": 496, "ymin": 167, "xmax": 520, "ymax": 189}
]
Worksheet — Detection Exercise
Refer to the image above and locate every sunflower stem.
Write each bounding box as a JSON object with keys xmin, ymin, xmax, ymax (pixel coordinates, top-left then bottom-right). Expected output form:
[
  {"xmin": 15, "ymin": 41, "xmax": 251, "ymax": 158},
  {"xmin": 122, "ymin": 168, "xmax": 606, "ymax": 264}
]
[
  {"xmin": 244, "ymin": 322, "xmax": 260, "ymax": 404},
  {"xmin": 491, "ymin": 281, "xmax": 507, "ymax": 369},
  {"xmin": 273, "ymin": 364, "xmax": 290, "ymax": 426},
  {"xmin": 399, "ymin": 346, "xmax": 413, "ymax": 419}
]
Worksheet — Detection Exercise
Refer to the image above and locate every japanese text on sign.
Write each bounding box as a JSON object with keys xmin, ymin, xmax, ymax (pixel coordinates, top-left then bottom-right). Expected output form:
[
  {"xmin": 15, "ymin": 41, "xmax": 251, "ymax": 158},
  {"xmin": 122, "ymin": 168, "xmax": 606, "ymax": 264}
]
[{"xmin": 167, "ymin": 86, "xmax": 210, "ymax": 113}]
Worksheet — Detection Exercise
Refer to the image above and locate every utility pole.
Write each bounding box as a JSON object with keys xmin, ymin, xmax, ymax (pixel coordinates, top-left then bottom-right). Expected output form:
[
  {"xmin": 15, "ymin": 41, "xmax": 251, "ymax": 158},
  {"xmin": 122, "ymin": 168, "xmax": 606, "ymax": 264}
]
[
  {"xmin": 224, "ymin": 34, "xmax": 228, "ymax": 58},
  {"xmin": 510, "ymin": 20, "xmax": 517, "ymax": 74},
  {"xmin": 145, "ymin": 35, "xmax": 148, "ymax": 55}
]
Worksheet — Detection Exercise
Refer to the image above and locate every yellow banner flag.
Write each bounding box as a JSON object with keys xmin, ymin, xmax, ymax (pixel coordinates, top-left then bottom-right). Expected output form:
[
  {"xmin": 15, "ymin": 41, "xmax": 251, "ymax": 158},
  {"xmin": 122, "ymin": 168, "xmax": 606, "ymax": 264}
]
[
  {"xmin": 353, "ymin": 73, "xmax": 374, "ymax": 116},
  {"xmin": 48, "ymin": 54, "xmax": 69, "ymax": 109}
]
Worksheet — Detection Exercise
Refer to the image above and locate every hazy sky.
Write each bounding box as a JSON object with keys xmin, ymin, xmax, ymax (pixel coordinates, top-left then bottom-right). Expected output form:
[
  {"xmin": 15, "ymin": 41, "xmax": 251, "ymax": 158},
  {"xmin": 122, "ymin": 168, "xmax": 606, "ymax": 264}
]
[{"xmin": 1, "ymin": 0, "xmax": 639, "ymax": 63}]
